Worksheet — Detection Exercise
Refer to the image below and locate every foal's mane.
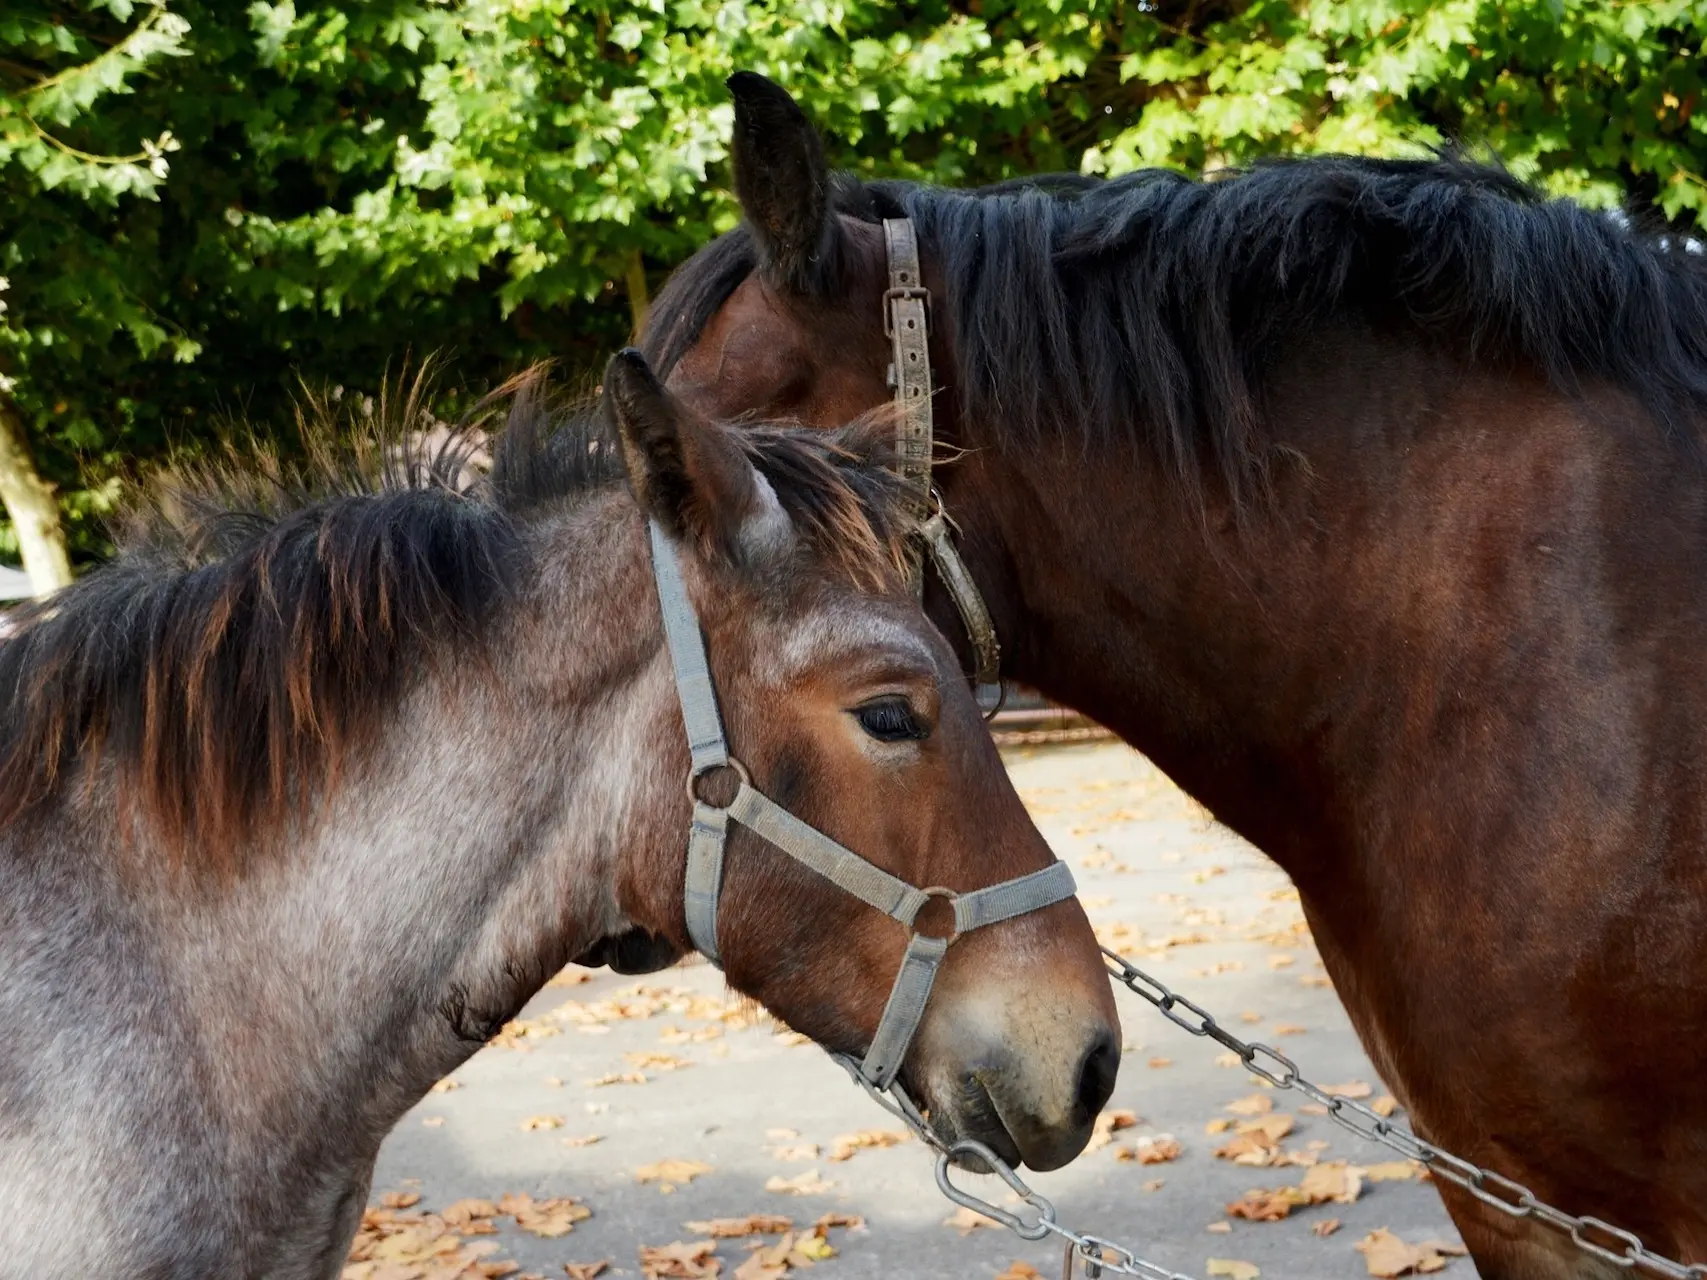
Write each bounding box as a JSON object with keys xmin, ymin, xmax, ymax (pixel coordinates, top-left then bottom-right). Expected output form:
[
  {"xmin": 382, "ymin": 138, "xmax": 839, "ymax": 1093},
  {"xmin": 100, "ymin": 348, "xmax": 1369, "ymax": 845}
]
[
  {"xmin": 0, "ymin": 367, "xmax": 911, "ymax": 866},
  {"xmin": 645, "ymin": 154, "xmax": 1707, "ymax": 504}
]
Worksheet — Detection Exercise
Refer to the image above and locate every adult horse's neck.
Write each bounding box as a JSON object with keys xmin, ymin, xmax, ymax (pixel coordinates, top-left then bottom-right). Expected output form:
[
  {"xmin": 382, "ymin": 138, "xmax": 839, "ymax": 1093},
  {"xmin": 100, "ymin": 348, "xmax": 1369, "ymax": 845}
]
[{"xmin": 951, "ymin": 314, "xmax": 1696, "ymax": 946}]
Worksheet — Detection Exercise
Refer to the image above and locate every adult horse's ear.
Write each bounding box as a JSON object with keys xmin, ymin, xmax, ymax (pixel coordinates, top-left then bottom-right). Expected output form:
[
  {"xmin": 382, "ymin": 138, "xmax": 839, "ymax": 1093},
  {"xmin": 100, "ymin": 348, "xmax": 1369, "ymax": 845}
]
[
  {"xmin": 605, "ymin": 348, "xmax": 765, "ymax": 561},
  {"xmin": 728, "ymin": 71, "xmax": 832, "ymax": 292}
]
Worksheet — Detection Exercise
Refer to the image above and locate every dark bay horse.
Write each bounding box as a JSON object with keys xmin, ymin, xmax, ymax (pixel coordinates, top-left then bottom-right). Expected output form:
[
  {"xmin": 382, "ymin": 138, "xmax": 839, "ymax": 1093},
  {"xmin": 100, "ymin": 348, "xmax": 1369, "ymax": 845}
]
[
  {"xmin": 643, "ymin": 73, "xmax": 1707, "ymax": 1278},
  {"xmin": 0, "ymin": 353, "xmax": 1117, "ymax": 1278}
]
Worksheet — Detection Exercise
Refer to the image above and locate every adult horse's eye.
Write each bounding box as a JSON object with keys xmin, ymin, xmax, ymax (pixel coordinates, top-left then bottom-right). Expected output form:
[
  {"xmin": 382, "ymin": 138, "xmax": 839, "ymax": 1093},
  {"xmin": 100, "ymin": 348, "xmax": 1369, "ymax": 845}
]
[{"xmin": 855, "ymin": 697, "xmax": 929, "ymax": 743}]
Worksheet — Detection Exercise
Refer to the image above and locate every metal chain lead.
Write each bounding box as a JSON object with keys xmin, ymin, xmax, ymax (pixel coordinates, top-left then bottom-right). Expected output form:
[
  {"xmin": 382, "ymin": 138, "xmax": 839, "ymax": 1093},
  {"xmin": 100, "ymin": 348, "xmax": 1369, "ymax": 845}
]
[
  {"xmin": 1100, "ymin": 948, "xmax": 1707, "ymax": 1280},
  {"xmin": 835, "ymin": 950, "xmax": 1707, "ymax": 1280}
]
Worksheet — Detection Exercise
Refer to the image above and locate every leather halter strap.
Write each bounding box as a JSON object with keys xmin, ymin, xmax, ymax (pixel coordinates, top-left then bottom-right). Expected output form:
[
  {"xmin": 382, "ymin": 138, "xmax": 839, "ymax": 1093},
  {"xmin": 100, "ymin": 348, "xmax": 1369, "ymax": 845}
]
[
  {"xmin": 649, "ymin": 520, "xmax": 1076, "ymax": 1089},
  {"xmin": 882, "ymin": 218, "xmax": 1002, "ymax": 691}
]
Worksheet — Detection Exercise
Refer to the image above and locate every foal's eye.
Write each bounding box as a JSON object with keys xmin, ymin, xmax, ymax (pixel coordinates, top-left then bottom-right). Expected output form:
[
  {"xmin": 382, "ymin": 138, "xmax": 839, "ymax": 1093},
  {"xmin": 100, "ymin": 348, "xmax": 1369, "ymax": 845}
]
[{"xmin": 854, "ymin": 698, "xmax": 929, "ymax": 743}]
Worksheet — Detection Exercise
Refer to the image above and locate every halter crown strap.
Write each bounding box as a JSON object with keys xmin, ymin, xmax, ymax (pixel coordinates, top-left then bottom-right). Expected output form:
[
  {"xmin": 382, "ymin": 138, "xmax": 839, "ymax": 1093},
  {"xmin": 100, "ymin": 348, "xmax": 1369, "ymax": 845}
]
[
  {"xmin": 881, "ymin": 218, "xmax": 1001, "ymax": 689},
  {"xmin": 647, "ymin": 519, "xmax": 1077, "ymax": 1089},
  {"xmin": 883, "ymin": 217, "xmax": 934, "ymax": 529}
]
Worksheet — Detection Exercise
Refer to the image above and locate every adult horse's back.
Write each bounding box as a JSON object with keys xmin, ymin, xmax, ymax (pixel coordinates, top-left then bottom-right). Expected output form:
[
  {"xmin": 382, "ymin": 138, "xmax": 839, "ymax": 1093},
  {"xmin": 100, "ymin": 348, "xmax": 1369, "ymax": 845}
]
[{"xmin": 648, "ymin": 73, "xmax": 1707, "ymax": 1277}]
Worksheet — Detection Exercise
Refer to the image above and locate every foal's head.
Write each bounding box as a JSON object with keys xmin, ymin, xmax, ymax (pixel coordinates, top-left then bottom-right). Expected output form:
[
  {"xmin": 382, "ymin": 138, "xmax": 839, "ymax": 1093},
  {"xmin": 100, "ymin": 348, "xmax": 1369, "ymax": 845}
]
[{"xmin": 594, "ymin": 352, "xmax": 1118, "ymax": 1170}]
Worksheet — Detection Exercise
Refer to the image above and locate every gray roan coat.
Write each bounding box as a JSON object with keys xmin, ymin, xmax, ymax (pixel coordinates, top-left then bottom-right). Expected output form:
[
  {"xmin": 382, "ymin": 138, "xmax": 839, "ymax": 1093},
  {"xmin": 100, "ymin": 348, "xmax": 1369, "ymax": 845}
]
[{"xmin": 0, "ymin": 353, "xmax": 1118, "ymax": 1279}]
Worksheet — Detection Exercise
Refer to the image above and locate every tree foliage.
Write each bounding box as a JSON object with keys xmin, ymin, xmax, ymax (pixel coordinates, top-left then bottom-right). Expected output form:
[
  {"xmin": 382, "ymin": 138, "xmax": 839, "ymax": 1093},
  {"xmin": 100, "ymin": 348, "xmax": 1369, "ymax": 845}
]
[{"xmin": 3, "ymin": 0, "xmax": 1705, "ymax": 562}]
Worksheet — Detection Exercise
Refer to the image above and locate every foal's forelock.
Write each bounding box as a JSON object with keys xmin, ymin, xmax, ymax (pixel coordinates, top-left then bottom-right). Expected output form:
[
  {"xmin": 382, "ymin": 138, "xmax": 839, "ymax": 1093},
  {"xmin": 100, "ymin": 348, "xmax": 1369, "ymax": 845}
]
[{"xmin": 0, "ymin": 370, "xmax": 916, "ymax": 871}]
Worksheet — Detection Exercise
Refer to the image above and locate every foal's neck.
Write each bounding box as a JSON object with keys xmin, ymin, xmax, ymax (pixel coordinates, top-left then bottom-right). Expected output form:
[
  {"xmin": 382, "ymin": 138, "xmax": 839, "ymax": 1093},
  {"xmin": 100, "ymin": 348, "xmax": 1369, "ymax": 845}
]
[{"xmin": 186, "ymin": 510, "xmax": 677, "ymax": 1259}]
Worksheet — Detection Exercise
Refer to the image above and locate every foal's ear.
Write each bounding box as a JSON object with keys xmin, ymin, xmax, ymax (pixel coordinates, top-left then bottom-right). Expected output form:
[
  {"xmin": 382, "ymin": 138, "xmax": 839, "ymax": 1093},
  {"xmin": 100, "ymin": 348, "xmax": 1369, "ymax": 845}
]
[
  {"xmin": 728, "ymin": 71, "xmax": 832, "ymax": 292},
  {"xmin": 605, "ymin": 349, "xmax": 766, "ymax": 560}
]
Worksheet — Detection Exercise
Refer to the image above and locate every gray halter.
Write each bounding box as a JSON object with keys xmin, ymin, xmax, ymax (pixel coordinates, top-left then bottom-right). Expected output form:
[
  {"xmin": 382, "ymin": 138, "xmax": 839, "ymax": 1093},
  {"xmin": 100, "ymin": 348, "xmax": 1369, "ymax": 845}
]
[{"xmin": 648, "ymin": 520, "xmax": 1077, "ymax": 1089}]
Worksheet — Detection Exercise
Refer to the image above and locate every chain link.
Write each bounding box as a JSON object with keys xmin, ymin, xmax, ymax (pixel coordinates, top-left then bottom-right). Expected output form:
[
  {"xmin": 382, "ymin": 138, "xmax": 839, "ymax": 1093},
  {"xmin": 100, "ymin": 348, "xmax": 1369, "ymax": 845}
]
[{"xmin": 834, "ymin": 950, "xmax": 1707, "ymax": 1280}]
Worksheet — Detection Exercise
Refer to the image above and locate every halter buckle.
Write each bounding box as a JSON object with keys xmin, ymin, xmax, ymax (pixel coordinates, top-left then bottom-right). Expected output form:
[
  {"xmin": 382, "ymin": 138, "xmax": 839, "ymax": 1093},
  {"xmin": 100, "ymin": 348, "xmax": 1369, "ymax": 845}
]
[{"xmin": 883, "ymin": 286, "xmax": 931, "ymax": 337}]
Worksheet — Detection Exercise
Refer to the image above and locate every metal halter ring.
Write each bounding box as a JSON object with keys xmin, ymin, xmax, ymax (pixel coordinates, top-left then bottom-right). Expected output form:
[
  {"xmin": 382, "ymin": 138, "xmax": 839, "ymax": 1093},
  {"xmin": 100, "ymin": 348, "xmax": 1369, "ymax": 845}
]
[
  {"xmin": 687, "ymin": 756, "xmax": 751, "ymax": 806},
  {"xmin": 911, "ymin": 886, "xmax": 961, "ymax": 945}
]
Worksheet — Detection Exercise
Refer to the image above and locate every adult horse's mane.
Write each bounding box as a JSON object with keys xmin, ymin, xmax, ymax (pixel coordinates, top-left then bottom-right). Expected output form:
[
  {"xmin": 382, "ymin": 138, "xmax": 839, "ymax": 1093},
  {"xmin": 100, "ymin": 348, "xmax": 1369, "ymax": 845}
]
[
  {"xmin": 644, "ymin": 154, "xmax": 1707, "ymax": 504},
  {"xmin": 0, "ymin": 366, "xmax": 910, "ymax": 865}
]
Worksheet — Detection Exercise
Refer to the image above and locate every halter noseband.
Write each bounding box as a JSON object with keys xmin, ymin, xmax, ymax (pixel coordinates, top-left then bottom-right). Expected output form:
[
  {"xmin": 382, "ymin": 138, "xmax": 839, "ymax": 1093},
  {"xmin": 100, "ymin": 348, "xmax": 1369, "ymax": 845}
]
[
  {"xmin": 882, "ymin": 218, "xmax": 1002, "ymax": 694},
  {"xmin": 648, "ymin": 520, "xmax": 1076, "ymax": 1089}
]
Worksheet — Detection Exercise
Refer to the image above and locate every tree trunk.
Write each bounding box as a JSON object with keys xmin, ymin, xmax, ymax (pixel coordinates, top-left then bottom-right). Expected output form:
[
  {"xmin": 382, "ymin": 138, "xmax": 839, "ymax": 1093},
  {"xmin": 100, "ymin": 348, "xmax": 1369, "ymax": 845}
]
[
  {"xmin": 626, "ymin": 248, "xmax": 649, "ymax": 340},
  {"xmin": 0, "ymin": 395, "xmax": 72, "ymax": 595}
]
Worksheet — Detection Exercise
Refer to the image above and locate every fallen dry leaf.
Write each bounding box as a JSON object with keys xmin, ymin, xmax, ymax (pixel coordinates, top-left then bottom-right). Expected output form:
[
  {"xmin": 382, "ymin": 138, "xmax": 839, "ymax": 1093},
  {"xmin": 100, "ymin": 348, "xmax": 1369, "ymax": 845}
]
[
  {"xmin": 1206, "ymin": 1259, "xmax": 1259, "ymax": 1279},
  {"xmin": 1272, "ymin": 1024, "xmax": 1307, "ymax": 1036},
  {"xmin": 1226, "ymin": 1160, "xmax": 1364, "ymax": 1222},
  {"xmin": 1312, "ymin": 1219, "xmax": 1342, "ymax": 1238},
  {"xmin": 765, "ymin": 1169, "xmax": 832, "ymax": 1196},
  {"xmin": 1206, "ymin": 1222, "xmax": 1233, "ymax": 1234},
  {"xmin": 827, "ymin": 1129, "xmax": 908, "ymax": 1161},
  {"xmin": 1225, "ymin": 1094, "xmax": 1274, "ymax": 1116},
  {"xmin": 1087, "ymin": 1108, "xmax": 1140, "ymax": 1152},
  {"xmin": 636, "ymin": 1160, "xmax": 714, "ymax": 1192},
  {"xmin": 343, "ymin": 1208, "xmax": 513, "ymax": 1279},
  {"xmin": 1117, "ymin": 1135, "xmax": 1183, "ymax": 1164},
  {"xmin": 563, "ymin": 1265, "xmax": 608, "ymax": 1280},
  {"xmin": 942, "ymin": 1206, "xmax": 1001, "ymax": 1235},
  {"xmin": 627, "ymin": 1052, "xmax": 693, "ymax": 1072},
  {"xmin": 490, "ymin": 1017, "xmax": 562, "ymax": 1050},
  {"xmin": 1355, "ymin": 1229, "xmax": 1467, "ymax": 1277},
  {"xmin": 1143, "ymin": 1179, "xmax": 1166, "ymax": 1192},
  {"xmin": 1372, "ymin": 1096, "xmax": 1399, "ymax": 1117},
  {"xmin": 499, "ymin": 1193, "xmax": 592, "ymax": 1239},
  {"xmin": 1215, "ymin": 1052, "xmax": 1243, "ymax": 1068},
  {"xmin": 380, "ymin": 1191, "xmax": 422, "ymax": 1210},
  {"xmin": 996, "ymin": 1264, "xmax": 1044, "ymax": 1280},
  {"xmin": 420, "ymin": 1115, "xmax": 446, "ymax": 1127},
  {"xmin": 768, "ymin": 1144, "xmax": 819, "ymax": 1162},
  {"xmin": 1252, "ymin": 1114, "xmax": 1295, "ymax": 1140},
  {"xmin": 429, "ymin": 1078, "xmax": 460, "ymax": 1094},
  {"xmin": 443, "ymin": 1199, "xmax": 501, "ymax": 1227},
  {"xmin": 547, "ymin": 969, "xmax": 593, "ymax": 988},
  {"xmin": 1215, "ymin": 1129, "xmax": 1287, "ymax": 1168},
  {"xmin": 684, "ymin": 1216, "xmax": 792, "ymax": 1239},
  {"xmin": 1364, "ymin": 1161, "xmax": 1420, "ymax": 1182},
  {"xmin": 1300, "ymin": 1161, "xmax": 1364, "ymax": 1205},
  {"xmin": 1226, "ymin": 1187, "xmax": 1309, "ymax": 1221},
  {"xmin": 521, "ymin": 1116, "xmax": 564, "ymax": 1132},
  {"xmin": 1323, "ymin": 1081, "xmax": 1373, "ymax": 1099},
  {"xmin": 586, "ymin": 1072, "xmax": 647, "ymax": 1087},
  {"xmin": 638, "ymin": 1239, "xmax": 720, "ymax": 1279},
  {"xmin": 561, "ymin": 1134, "xmax": 603, "ymax": 1148},
  {"xmin": 1148, "ymin": 1056, "xmax": 1174, "ymax": 1069}
]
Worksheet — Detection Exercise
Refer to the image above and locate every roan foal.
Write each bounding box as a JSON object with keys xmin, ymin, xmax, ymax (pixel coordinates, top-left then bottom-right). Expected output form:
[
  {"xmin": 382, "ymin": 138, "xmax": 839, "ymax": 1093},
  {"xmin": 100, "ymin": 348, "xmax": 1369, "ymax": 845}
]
[{"xmin": 0, "ymin": 352, "xmax": 1118, "ymax": 1279}]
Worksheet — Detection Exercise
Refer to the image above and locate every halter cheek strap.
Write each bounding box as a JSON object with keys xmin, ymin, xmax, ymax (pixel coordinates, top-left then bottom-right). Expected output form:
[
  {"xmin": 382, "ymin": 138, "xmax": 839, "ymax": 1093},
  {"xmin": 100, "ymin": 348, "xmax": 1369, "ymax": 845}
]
[{"xmin": 648, "ymin": 519, "xmax": 1077, "ymax": 1089}]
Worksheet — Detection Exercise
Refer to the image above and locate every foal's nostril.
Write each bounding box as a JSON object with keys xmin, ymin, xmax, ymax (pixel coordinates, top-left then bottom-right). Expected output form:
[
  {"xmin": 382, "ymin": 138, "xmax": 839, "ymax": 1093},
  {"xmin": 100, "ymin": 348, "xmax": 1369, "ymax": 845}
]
[{"xmin": 1074, "ymin": 1029, "xmax": 1120, "ymax": 1125}]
